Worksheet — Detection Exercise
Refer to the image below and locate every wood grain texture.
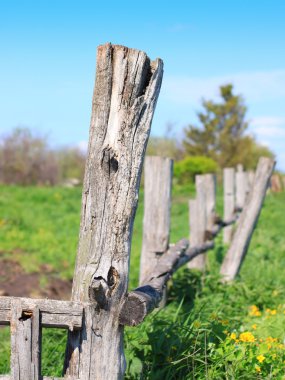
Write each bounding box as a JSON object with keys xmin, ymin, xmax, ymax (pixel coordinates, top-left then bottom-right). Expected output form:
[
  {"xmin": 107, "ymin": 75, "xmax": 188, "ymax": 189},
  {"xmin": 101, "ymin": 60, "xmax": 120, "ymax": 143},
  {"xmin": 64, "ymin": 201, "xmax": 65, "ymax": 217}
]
[
  {"xmin": 139, "ymin": 156, "xmax": 173, "ymax": 284},
  {"xmin": 223, "ymin": 168, "xmax": 235, "ymax": 244},
  {"xmin": 221, "ymin": 157, "xmax": 275, "ymax": 281},
  {"xmin": 0, "ymin": 296, "xmax": 83, "ymax": 330},
  {"xmin": 10, "ymin": 300, "xmax": 41, "ymax": 380},
  {"xmin": 64, "ymin": 43, "xmax": 163, "ymax": 379}
]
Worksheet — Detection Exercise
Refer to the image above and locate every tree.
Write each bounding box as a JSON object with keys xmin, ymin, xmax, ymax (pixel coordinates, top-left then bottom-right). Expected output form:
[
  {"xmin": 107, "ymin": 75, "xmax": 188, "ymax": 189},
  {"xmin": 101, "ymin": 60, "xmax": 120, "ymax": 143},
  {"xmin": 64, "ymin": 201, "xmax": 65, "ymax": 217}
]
[
  {"xmin": 0, "ymin": 128, "xmax": 59, "ymax": 185},
  {"xmin": 183, "ymin": 84, "xmax": 274, "ymax": 168}
]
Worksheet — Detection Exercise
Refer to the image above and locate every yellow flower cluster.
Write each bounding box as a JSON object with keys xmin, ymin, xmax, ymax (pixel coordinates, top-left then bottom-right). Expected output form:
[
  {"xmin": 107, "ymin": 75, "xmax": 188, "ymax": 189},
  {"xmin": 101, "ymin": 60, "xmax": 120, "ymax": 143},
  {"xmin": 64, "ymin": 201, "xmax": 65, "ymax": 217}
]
[
  {"xmin": 230, "ymin": 331, "xmax": 256, "ymax": 343},
  {"xmin": 249, "ymin": 305, "xmax": 261, "ymax": 317},
  {"xmin": 257, "ymin": 354, "xmax": 265, "ymax": 363},
  {"xmin": 266, "ymin": 308, "xmax": 277, "ymax": 316},
  {"xmin": 239, "ymin": 332, "xmax": 255, "ymax": 343}
]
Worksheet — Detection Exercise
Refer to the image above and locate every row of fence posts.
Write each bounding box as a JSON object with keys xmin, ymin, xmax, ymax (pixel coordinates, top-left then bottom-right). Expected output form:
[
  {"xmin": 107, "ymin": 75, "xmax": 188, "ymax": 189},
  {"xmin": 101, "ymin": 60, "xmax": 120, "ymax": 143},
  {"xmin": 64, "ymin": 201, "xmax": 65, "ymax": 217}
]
[{"xmin": 139, "ymin": 156, "xmax": 273, "ymax": 285}]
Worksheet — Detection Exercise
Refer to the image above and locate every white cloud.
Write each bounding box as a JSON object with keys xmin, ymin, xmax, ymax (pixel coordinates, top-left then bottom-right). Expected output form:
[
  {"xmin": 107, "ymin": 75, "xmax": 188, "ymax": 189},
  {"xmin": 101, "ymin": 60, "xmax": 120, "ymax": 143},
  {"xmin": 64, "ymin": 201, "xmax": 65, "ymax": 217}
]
[
  {"xmin": 161, "ymin": 69, "xmax": 285, "ymax": 105},
  {"xmin": 250, "ymin": 116, "xmax": 285, "ymax": 139},
  {"xmin": 251, "ymin": 116, "xmax": 285, "ymax": 128}
]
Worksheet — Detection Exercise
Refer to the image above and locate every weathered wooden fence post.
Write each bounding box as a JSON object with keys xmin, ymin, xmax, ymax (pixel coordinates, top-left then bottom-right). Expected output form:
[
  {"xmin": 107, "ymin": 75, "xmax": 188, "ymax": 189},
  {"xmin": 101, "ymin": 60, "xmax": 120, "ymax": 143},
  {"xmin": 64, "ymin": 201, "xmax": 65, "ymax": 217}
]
[
  {"xmin": 223, "ymin": 168, "xmax": 235, "ymax": 244},
  {"xmin": 64, "ymin": 43, "xmax": 163, "ymax": 379},
  {"xmin": 235, "ymin": 166, "xmax": 246, "ymax": 210},
  {"xmin": 188, "ymin": 175, "xmax": 208, "ymax": 270},
  {"xmin": 220, "ymin": 157, "xmax": 275, "ymax": 281},
  {"xmin": 139, "ymin": 156, "xmax": 173, "ymax": 284},
  {"xmin": 247, "ymin": 170, "xmax": 255, "ymax": 188},
  {"xmin": 204, "ymin": 173, "xmax": 217, "ymax": 232}
]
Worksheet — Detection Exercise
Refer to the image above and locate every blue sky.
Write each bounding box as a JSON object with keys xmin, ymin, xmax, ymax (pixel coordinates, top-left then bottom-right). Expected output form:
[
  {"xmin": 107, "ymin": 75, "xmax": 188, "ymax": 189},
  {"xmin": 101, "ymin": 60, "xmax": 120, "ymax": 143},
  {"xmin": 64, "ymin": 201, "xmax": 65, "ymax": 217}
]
[{"xmin": 1, "ymin": 0, "xmax": 285, "ymax": 169}]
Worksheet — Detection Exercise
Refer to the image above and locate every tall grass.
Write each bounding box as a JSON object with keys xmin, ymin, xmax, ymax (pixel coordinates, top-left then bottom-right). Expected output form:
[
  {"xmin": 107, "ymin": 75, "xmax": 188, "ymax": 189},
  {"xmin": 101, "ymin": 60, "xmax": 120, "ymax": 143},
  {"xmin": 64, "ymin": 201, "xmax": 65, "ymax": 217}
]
[{"xmin": 0, "ymin": 185, "xmax": 284, "ymax": 378}]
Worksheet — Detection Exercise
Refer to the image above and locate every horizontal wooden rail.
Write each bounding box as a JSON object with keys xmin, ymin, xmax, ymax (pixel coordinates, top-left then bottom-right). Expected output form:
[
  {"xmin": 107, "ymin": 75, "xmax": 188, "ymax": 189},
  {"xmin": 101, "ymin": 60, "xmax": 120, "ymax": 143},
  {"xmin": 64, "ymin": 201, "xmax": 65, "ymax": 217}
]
[
  {"xmin": 119, "ymin": 239, "xmax": 214, "ymax": 326},
  {"xmin": 120, "ymin": 214, "xmax": 238, "ymax": 326},
  {"xmin": 0, "ymin": 296, "xmax": 83, "ymax": 330}
]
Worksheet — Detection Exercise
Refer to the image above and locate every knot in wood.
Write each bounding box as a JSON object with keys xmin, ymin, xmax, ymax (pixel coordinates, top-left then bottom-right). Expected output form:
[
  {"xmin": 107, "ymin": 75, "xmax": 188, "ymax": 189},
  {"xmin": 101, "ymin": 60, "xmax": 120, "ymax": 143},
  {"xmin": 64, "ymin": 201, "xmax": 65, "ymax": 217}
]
[
  {"xmin": 89, "ymin": 277, "xmax": 109, "ymax": 309},
  {"xmin": 89, "ymin": 267, "xmax": 119, "ymax": 309},
  {"xmin": 101, "ymin": 147, "xmax": 119, "ymax": 177}
]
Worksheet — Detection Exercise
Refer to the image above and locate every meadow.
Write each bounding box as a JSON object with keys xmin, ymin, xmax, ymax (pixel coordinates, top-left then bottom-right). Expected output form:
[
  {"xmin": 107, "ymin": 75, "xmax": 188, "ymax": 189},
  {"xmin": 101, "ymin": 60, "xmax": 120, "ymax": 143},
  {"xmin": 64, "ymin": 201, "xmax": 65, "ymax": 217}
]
[{"xmin": 0, "ymin": 184, "xmax": 284, "ymax": 379}]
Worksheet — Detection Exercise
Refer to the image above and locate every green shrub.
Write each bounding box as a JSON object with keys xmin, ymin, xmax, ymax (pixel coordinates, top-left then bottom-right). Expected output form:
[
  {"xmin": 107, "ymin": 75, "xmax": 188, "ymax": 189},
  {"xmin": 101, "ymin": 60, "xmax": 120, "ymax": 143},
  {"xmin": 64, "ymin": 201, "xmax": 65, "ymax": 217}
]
[{"xmin": 174, "ymin": 156, "xmax": 218, "ymax": 184}]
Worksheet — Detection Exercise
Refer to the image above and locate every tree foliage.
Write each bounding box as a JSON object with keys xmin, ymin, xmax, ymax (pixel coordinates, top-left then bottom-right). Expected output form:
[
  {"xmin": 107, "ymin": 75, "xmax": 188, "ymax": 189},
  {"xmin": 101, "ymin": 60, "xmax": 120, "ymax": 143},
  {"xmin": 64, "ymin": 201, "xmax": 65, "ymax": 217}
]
[
  {"xmin": 0, "ymin": 128, "xmax": 86, "ymax": 186},
  {"xmin": 183, "ymin": 84, "xmax": 274, "ymax": 168},
  {"xmin": 174, "ymin": 156, "xmax": 218, "ymax": 184}
]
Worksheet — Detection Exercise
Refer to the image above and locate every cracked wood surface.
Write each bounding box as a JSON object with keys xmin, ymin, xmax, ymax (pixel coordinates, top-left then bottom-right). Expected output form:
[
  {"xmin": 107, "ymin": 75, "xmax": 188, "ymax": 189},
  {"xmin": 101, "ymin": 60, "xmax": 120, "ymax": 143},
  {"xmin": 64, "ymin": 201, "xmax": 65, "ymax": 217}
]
[
  {"xmin": 10, "ymin": 300, "xmax": 41, "ymax": 380},
  {"xmin": 64, "ymin": 43, "xmax": 163, "ymax": 379},
  {"xmin": 221, "ymin": 157, "xmax": 275, "ymax": 281}
]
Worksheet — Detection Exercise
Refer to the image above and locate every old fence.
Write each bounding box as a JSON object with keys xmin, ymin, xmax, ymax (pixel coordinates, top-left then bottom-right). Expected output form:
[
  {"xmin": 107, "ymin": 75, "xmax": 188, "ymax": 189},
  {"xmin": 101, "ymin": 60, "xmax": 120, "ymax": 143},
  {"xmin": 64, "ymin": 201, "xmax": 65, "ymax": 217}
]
[{"xmin": 0, "ymin": 43, "xmax": 275, "ymax": 380}]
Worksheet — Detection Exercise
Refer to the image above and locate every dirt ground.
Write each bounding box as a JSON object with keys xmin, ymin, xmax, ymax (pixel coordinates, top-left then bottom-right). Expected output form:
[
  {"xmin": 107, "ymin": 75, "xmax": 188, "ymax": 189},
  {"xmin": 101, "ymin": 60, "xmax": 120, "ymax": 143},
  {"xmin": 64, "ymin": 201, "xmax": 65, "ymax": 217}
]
[{"xmin": 0, "ymin": 257, "xmax": 72, "ymax": 300}]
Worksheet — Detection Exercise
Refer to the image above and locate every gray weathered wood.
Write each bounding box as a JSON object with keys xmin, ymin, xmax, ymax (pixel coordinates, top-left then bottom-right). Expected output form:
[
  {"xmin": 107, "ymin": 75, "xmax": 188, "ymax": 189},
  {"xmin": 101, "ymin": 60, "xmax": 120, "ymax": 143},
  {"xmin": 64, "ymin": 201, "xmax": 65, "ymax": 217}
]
[
  {"xmin": 235, "ymin": 167, "xmax": 247, "ymax": 210},
  {"xmin": 247, "ymin": 170, "xmax": 255, "ymax": 188},
  {"xmin": 223, "ymin": 168, "xmax": 235, "ymax": 244},
  {"xmin": 220, "ymin": 157, "xmax": 275, "ymax": 281},
  {"xmin": 0, "ymin": 296, "xmax": 83, "ymax": 330},
  {"xmin": 10, "ymin": 300, "xmax": 41, "ymax": 380},
  {"xmin": 119, "ymin": 239, "xmax": 216, "ymax": 326},
  {"xmin": 188, "ymin": 175, "xmax": 207, "ymax": 270},
  {"xmin": 64, "ymin": 43, "xmax": 163, "ymax": 380},
  {"xmin": 204, "ymin": 174, "xmax": 216, "ymax": 231},
  {"xmin": 139, "ymin": 156, "xmax": 173, "ymax": 284}
]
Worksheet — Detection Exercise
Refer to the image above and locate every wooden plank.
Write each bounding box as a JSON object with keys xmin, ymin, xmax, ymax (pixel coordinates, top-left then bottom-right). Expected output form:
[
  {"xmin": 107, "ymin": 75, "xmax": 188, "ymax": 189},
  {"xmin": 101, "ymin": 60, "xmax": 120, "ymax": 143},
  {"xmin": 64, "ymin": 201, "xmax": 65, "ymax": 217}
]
[
  {"xmin": 236, "ymin": 170, "xmax": 247, "ymax": 210},
  {"xmin": 64, "ymin": 43, "xmax": 163, "ymax": 379},
  {"xmin": 220, "ymin": 157, "xmax": 275, "ymax": 281},
  {"xmin": 139, "ymin": 156, "xmax": 173, "ymax": 284},
  {"xmin": 188, "ymin": 175, "xmax": 207, "ymax": 270},
  {"xmin": 223, "ymin": 168, "xmax": 235, "ymax": 244},
  {"xmin": 204, "ymin": 173, "xmax": 216, "ymax": 231},
  {"xmin": 10, "ymin": 300, "xmax": 41, "ymax": 380},
  {"xmin": 0, "ymin": 296, "xmax": 83, "ymax": 330}
]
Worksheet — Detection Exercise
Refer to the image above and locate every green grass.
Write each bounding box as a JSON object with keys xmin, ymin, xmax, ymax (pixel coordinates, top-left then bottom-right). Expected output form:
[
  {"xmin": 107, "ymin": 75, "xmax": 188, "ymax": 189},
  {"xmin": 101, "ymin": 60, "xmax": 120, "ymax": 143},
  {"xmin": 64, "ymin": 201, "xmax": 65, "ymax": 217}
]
[{"xmin": 0, "ymin": 185, "xmax": 285, "ymax": 378}]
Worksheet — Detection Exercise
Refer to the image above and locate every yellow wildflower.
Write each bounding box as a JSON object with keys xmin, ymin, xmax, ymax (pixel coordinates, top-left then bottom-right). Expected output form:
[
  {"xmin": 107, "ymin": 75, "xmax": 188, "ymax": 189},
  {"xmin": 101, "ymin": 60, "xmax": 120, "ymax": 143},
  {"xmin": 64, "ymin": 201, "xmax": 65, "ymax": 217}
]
[
  {"xmin": 252, "ymin": 324, "xmax": 257, "ymax": 330},
  {"xmin": 255, "ymin": 365, "xmax": 261, "ymax": 373},
  {"xmin": 239, "ymin": 332, "xmax": 255, "ymax": 343},
  {"xmin": 193, "ymin": 320, "xmax": 201, "ymax": 328},
  {"xmin": 257, "ymin": 355, "xmax": 265, "ymax": 363},
  {"xmin": 230, "ymin": 333, "xmax": 237, "ymax": 340},
  {"xmin": 249, "ymin": 305, "xmax": 261, "ymax": 317},
  {"xmin": 266, "ymin": 337, "xmax": 277, "ymax": 343},
  {"xmin": 270, "ymin": 309, "xmax": 277, "ymax": 315}
]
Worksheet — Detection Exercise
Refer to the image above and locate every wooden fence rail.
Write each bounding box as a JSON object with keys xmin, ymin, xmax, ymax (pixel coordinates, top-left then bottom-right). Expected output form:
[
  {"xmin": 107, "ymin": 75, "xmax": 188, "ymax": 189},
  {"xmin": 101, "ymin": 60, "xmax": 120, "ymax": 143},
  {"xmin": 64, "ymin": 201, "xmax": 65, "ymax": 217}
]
[{"xmin": 0, "ymin": 42, "xmax": 275, "ymax": 380}]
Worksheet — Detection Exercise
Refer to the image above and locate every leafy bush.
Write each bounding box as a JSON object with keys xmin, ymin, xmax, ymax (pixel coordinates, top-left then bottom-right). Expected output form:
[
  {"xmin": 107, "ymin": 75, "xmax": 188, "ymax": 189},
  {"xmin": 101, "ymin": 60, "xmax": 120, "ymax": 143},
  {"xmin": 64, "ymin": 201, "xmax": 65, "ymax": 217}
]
[{"xmin": 174, "ymin": 156, "xmax": 218, "ymax": 184}]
